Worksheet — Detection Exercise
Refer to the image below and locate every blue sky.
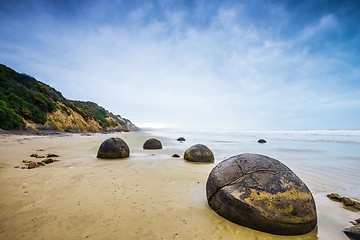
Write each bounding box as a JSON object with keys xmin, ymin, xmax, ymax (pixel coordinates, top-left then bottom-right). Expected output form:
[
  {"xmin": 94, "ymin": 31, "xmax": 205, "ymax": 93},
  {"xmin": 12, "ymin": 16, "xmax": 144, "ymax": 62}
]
[{"xmin": 1, "ymin": 0, "xmax": 359, "ymax": 130}]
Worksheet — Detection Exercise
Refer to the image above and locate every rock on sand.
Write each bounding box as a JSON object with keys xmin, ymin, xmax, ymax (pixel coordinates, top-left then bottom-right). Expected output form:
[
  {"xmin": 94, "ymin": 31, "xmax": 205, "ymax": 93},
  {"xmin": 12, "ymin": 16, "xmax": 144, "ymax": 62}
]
[
  {"xmin": 97, "ymin": 137, "xmax": 130, "ymax": 159},
  {"xmin": 143, "ymin": 138, "xmax": 162, "ymax": 149},
  {"xmin": 184, "ymin": 144, "xmax": 214, "ymax": 163},
  {"xmin": 206, "ymin": 153, "xmax": 317, "ymax": 235}
]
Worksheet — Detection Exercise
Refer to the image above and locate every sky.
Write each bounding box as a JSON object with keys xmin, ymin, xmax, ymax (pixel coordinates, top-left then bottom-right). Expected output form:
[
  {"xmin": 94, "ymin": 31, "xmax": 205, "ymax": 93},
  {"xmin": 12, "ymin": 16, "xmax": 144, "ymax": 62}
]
[{"xmin": 1, "ymin": 0, "xmax": 359, "ymax": 130}]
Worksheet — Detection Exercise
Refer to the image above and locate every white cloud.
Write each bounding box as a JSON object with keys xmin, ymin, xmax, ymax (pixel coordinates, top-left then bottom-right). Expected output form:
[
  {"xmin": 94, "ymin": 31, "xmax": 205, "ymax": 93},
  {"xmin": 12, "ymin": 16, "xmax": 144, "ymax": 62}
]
[{"xmin": 299, "ymin": 14, "xmax": 339, "ymax": 41}]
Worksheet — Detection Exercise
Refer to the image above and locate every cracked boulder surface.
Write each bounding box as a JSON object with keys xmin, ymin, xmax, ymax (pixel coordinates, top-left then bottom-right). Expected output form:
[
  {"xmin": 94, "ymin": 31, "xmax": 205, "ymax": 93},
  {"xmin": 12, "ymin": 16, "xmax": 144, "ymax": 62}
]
[
  {"xmin": 184, "ymin": 144, "xmax": 214, "ymax": 163},
  {"xmin": 97, "ymin": 137, "xmax": 130, "ymax": 159},
  {"xmin": 206, "ymin": 153, "xmax": 317, "ymax": 235},
  {"xmin": 143, "ymin": 138, "xmax": 163, "ymax": 149}
]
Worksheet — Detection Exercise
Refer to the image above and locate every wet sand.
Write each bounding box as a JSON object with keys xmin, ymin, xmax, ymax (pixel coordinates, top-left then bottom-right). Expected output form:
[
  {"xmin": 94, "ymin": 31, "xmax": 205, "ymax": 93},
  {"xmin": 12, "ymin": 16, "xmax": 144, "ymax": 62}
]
[{"xmin": 0, "ymin": 132, "xmax": 358, "ymax": 240}]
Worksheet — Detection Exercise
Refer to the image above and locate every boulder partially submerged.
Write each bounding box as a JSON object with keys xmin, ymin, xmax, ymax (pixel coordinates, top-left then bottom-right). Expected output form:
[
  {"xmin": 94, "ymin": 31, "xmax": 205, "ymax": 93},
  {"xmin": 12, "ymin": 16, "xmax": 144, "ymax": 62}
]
[
  {"xmin": 143, "ymin": 138, "xmax": 162, "ymax": 149},
  {"xmin": 327, "ymin": 193, "xmax": 360, "ymax": 211},
  {"xmin": 97, "ymin": 137, "xmax": 130, "ymax": 159},
  {"xmin": 344, "ymin": 218, "xmax": 360, "ymax": 240},
  {"xmin": 206, "ymin": 153, "xmax": 317, "ymax": 235},
  {"xmin": 184, "ymin": 144, "xmax": 214, "ymax": 163}
]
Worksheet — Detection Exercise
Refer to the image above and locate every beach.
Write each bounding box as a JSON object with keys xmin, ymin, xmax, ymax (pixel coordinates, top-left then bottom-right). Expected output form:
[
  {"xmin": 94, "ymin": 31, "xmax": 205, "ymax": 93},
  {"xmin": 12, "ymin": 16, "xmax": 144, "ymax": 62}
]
[{"xmin": 0, "ymin": 130, "xmax": 359, "ymax": 240}]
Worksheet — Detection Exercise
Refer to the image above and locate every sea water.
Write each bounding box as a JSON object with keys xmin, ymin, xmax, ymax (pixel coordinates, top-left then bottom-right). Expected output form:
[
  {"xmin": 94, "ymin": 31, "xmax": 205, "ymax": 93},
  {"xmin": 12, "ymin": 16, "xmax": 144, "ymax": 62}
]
[{"xmin": 146, "ymin": 129, "xmax": 360, "ymax": 196}]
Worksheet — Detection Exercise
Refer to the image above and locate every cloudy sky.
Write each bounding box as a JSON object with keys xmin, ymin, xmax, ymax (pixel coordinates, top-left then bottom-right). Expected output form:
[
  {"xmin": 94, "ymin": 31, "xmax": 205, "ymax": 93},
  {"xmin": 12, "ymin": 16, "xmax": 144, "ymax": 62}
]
[{"xmin": 1, "ymin": 0, "xmax": 359, "ymax": 130}]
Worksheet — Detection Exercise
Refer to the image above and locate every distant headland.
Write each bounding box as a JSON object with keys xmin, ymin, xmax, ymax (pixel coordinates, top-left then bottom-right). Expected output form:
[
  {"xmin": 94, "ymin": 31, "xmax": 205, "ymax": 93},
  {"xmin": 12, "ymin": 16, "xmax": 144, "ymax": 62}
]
[{"xmin": 0, "ymin": 64, "xmax": 137, "ymax": 133}]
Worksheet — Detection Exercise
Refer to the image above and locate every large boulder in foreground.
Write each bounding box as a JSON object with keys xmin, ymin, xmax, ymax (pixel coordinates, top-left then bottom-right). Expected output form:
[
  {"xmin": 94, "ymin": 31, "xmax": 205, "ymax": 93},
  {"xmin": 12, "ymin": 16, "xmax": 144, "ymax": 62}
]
[
  {"xmin": 143, "ymin": 138, "xmax": 162, "ymax": 149},
  {"xmin": 184, "ymin": 144, "xmax": 214, "ymax": 163},
  {"xmin": 97, "ymin": 138, "xmax": 130, "ymax": 159},
  {"xmin": 206, "ymin": 153, "xmax": 317, "ymax": 235}
]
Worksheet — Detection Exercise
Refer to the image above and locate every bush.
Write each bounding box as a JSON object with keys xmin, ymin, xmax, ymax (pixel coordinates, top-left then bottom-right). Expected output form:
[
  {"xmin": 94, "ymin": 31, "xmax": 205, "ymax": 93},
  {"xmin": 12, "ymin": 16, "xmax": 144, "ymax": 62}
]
[{"xmin": 0, "ymin": 100, "xmax": 22, "ymax": 129}]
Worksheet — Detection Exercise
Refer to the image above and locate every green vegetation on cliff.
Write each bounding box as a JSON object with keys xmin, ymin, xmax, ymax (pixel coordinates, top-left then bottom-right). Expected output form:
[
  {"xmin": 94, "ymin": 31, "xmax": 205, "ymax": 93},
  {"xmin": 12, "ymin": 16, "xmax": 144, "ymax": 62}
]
[{"xmin": 0, "ymin": 64, "xmax": 136, "ymax": 131}]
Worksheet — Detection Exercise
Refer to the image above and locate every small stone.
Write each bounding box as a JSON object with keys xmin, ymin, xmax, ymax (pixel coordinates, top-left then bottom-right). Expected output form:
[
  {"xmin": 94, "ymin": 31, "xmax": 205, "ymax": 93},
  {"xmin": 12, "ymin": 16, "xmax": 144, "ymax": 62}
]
[
  {"xmin": 172, "ymin": 154, "xmax": 180, "ymax": 158},
  {"xmin": 47, "ymin": 153, "xmax": 59, "ymax": 158},
  {"xmin": 30, "ymin": 153, "xmax": 45, "ymax": 158},
  {"xmin": 42, "ymin": 158, "xmax": 54, "ymax": 164},
  {"xmin": 37, "ymin": 161, "xmax": 46, "ymax": 166},
  {"xmin": 342, "ymin": 197, "xmax": 355, "ymax": 206},
  {"xmin": 327, "ymin": 193, "xmax": 342, "ymax": 201},
  {"xmin": 258, "ymin": 139, "xmax": 267, "ymax": 143},
  {"xmin": 177, "ymin": 137, "xmax": 185, "ymax": 142},
  {"xmin": 22, "ymin": 159, "xmax": 30, "ymax": 163},
  {"xmin": 28, "ymin": 161, "xmax": 38, "ymax": 169},
  {"xmin": 14, "ymin": 166, "xmax": 20, "ymax": 168},
  {"xmin": 327, "ymin": 193, "xmax": 360, "ymax": 211}
]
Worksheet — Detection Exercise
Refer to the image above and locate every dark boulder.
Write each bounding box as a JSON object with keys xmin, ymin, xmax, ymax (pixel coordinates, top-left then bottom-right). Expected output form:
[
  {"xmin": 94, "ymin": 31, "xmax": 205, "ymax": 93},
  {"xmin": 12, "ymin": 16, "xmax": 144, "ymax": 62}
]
[
  {"xmin": 97, "ymin": 138, "xmax": 130, "ymax": 159},
  {"xmin": 206, "ymin": 153, "xmax": 317, "ymax": 235},
  {"xmin": 258, "ymin": 139, "xmax": 266, "ymax": 143},
  {"xmin": 177, "ymin": 137, "xmax": 185, "ymax": 142},
  {"xmin": 172, "ymin": 154, "xmax": 180, "ymax": 158},
  {"xmin": 143, "ymin": 138, "xmax": 162, "ymax": 149},
  {"xmin": 184, "ymin": 144, "xmax": 214, "ymax": 163},
  {"xmin": 344, "ymin": 219, "xmax": 360, "ymax": 240}
]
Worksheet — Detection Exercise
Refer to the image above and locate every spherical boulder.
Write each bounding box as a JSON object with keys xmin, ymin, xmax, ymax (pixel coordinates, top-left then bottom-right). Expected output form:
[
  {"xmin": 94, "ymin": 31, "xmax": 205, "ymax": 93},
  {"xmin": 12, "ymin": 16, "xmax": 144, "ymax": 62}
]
[
  {"xmin": 184, "ymin": 144, "xmax": 214, "ymax": 163},
  {"xmin": 258, "ymin": 139, "xmax": 267, "ymax": 143},
  {"xmin": 206, "ymin": 153, "xmax": 317, "ymax": 235},
  {"xmin": 177, "ymin": 137, "xmax": 185, "ymax": 142},
  {"xmin": 97, "ymin": 138, "xmax": 130, "ymax": 159},
  {"xmin": 143, "ymin": 138, "xmax": 162, "ymax": 149}
]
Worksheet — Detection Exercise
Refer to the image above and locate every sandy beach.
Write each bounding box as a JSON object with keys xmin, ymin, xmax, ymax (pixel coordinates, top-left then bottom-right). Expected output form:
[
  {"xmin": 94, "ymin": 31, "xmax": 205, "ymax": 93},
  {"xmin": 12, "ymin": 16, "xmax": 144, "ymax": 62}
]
[{"xmin": 0, "ymin": 131, "xmax": 359, "ymax": 240}]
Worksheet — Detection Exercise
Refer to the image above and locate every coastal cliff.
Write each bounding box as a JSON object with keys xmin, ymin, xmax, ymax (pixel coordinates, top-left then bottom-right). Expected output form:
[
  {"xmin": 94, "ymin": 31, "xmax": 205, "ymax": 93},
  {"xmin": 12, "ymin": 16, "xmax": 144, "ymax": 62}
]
[{"xmin": 0, "ymin": 64, "xmax": 137, "ymax": 132}]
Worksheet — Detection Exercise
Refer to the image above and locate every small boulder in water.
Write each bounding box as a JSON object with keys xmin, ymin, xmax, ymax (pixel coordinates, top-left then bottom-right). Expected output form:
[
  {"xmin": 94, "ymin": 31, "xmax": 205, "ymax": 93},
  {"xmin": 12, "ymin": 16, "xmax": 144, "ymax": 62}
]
[
  {"xmin": 143, "ymin": 138, "xmax": 162, "ymax": 149},
  {"xmin": 327, "ymin": 193, "xmax": 360, "ymax": 211},
  {"xmin": 177, "ymin": 137, "xmax": 185, "ymax": 142},
  {"xmin": 258, "ymin": 139, "xmax": 266, "ymax": 143},
  {"xmin": 172, "ymin": 154, "xmax": 180, "ymax": 158},
  {"xmin": 184, "ymin": 144, "xmax": 214, "ymax": 163},
  {"xmin": 97, "ymin": 138, "xmax": 130, "ymax": 159},
  {"xmin": 344, "ymin": 218, "xmax": 360, "ymax": 240}
]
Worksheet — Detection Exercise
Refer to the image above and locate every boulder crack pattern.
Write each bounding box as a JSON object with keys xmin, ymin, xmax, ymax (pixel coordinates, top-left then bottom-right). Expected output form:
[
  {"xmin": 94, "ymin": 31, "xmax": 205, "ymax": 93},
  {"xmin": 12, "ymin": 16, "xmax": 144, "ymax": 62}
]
[{"xmin": 208, "ymin": 167, "xmax": 292, "ymax": 204}]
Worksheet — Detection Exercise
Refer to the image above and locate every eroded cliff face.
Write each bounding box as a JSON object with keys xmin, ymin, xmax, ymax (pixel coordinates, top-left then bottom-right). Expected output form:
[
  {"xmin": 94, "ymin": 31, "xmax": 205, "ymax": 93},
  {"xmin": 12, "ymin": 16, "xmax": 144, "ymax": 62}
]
[
  {"xmin": 1, "ymin": 64, "xmax": 138, "ymax": 132},
  {"xmin": 24, "ymin": 103, "xmax": 137, "ymax": 133}
]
